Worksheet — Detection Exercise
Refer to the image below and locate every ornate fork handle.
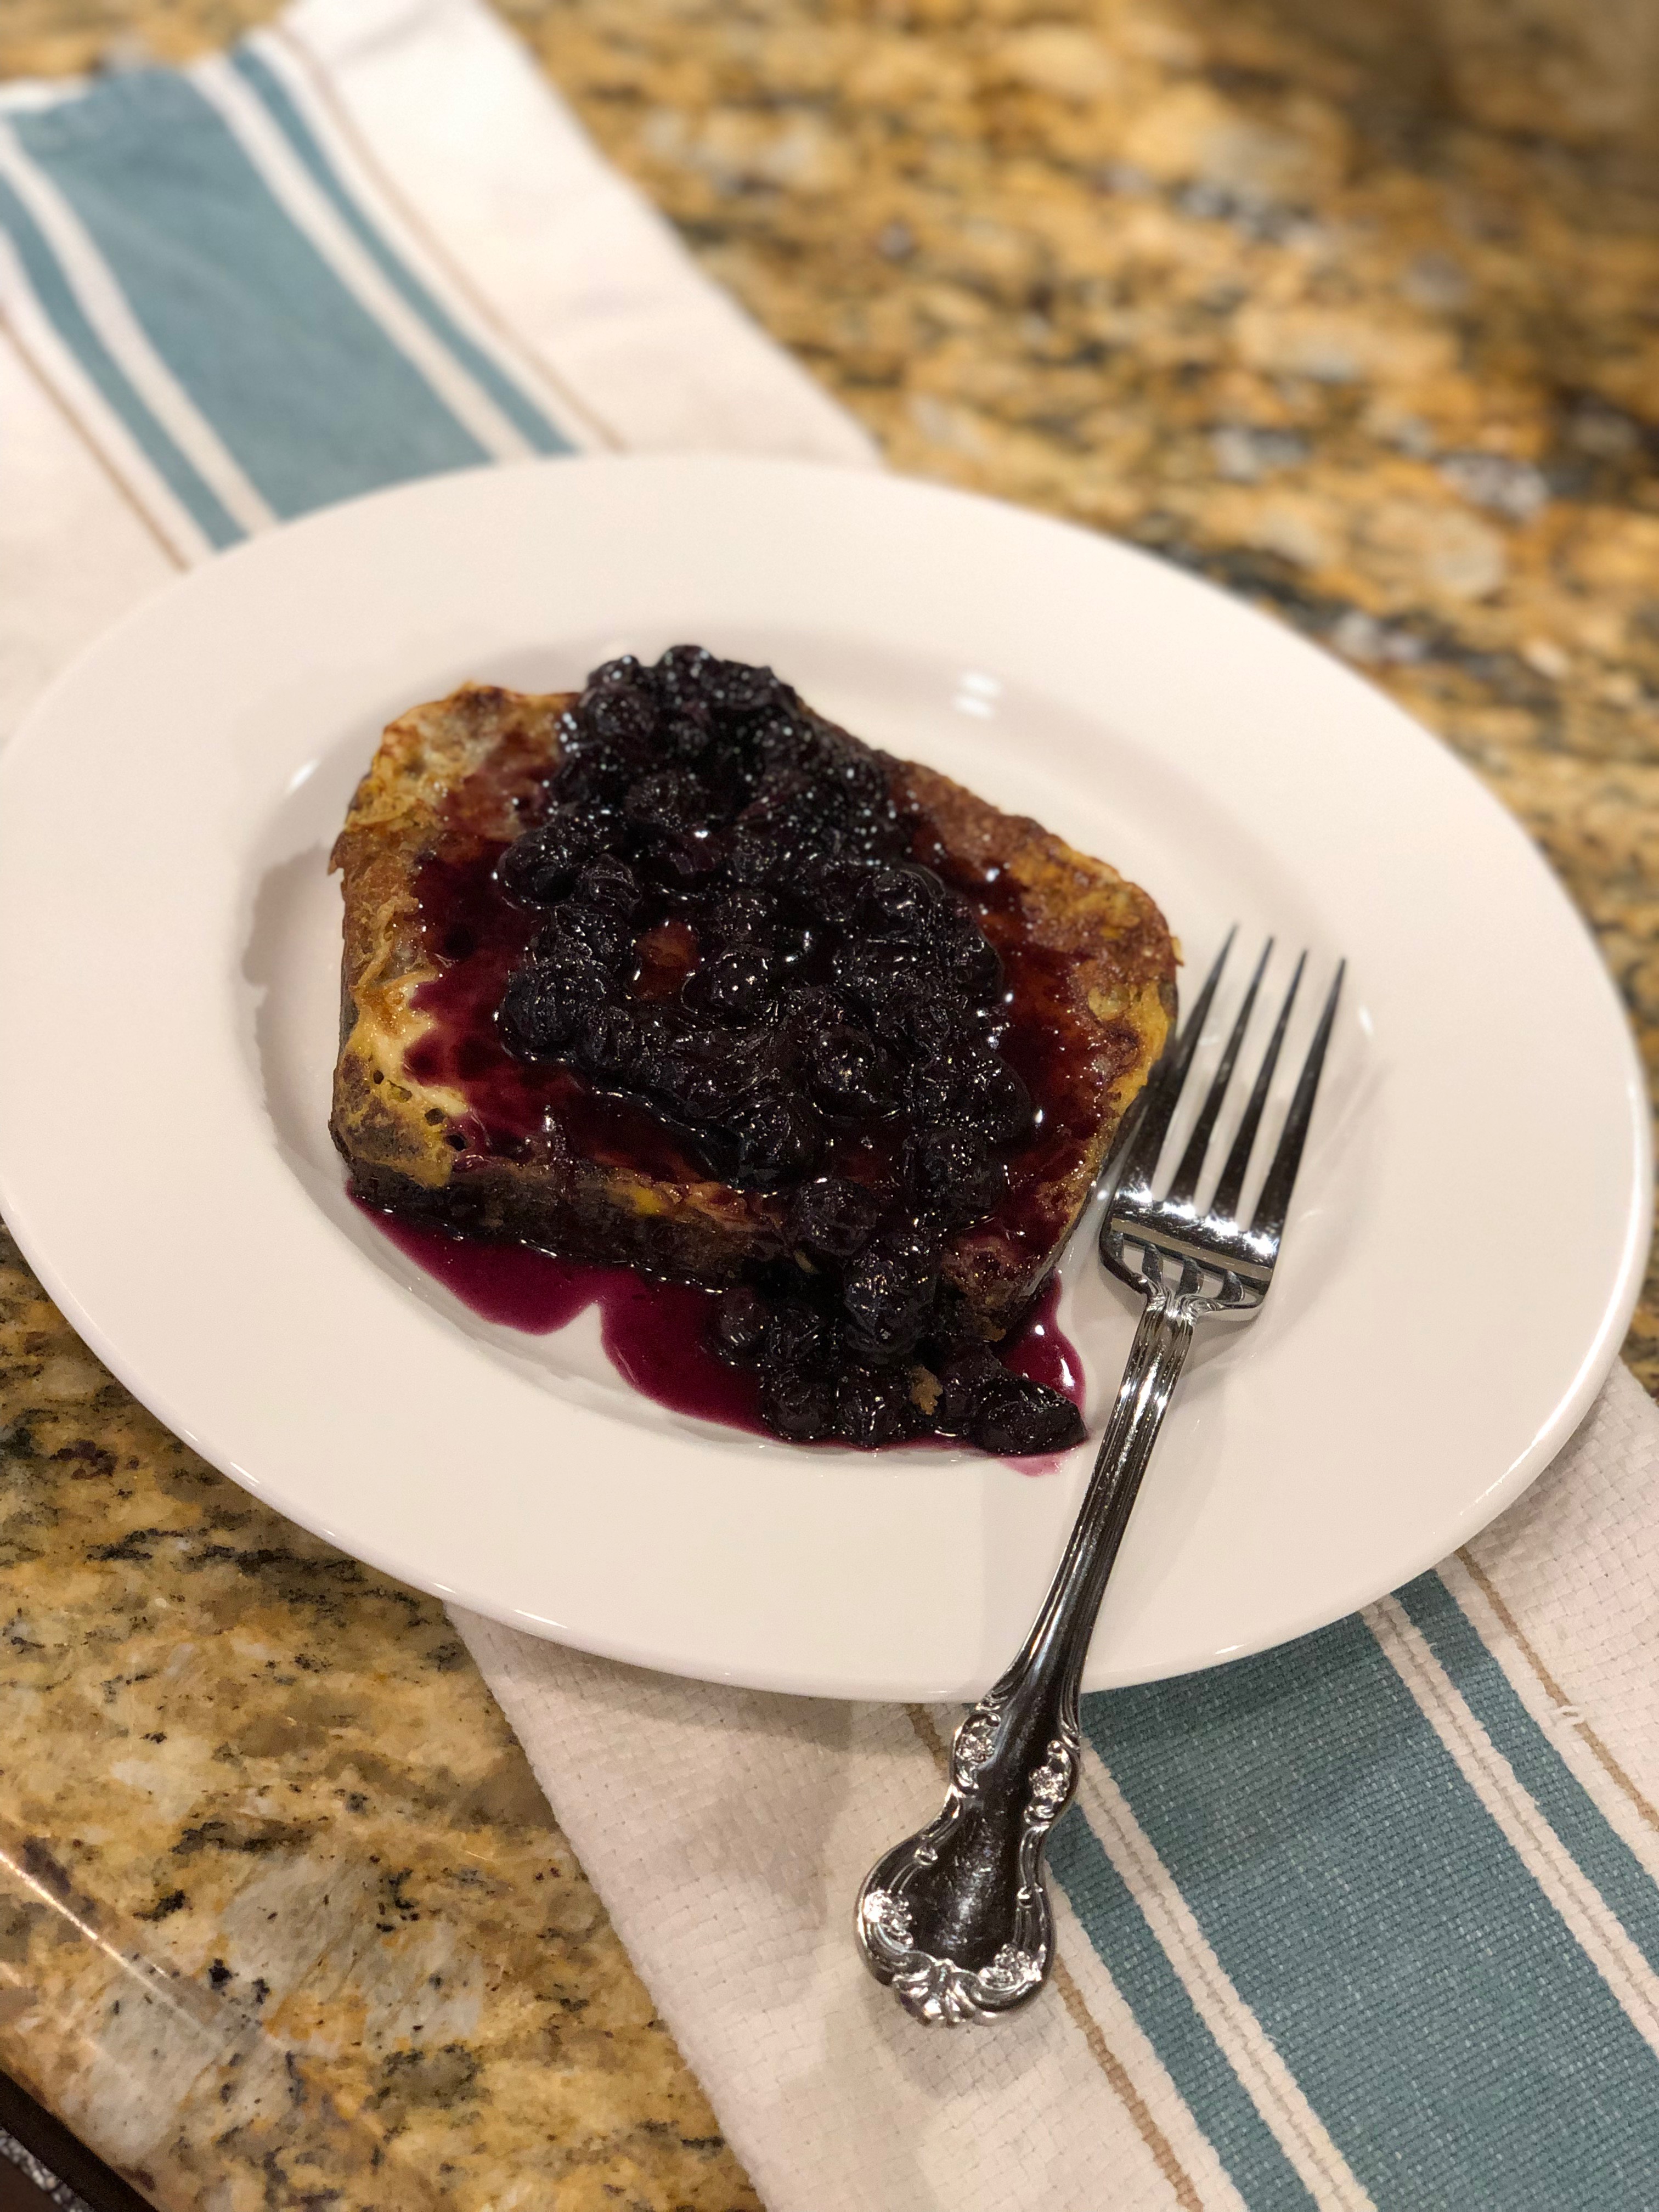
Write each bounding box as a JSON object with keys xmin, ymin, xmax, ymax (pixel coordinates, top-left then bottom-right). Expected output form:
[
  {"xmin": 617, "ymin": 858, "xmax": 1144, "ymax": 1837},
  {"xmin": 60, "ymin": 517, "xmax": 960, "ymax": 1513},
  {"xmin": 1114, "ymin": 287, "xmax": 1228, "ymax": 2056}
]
[{"xmin": 855, "ymin": 1288, "xmax": 1197, "ymax": 2024}]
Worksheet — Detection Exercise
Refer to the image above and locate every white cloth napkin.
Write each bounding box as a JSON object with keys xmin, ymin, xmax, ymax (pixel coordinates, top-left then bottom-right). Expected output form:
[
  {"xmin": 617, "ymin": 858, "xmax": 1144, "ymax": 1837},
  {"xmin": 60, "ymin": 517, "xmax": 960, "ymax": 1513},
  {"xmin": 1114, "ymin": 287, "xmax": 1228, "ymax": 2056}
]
[
  {"xmin": 459, "ymin": 1364, "xmax": 1659, "ymax": 2212},
  {"xmin": 4, "ymin": 1, "xmax": 1657, "ymax": 2204}
]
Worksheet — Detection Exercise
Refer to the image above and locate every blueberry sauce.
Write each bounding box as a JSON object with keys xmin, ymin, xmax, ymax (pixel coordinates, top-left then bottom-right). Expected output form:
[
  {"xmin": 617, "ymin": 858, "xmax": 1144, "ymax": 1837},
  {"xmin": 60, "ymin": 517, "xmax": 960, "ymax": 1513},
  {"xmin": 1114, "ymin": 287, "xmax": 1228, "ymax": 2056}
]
[
  {"xmin": 363, "ymin": 1201, "xmax": 1082, "ymax": 1464},
  {"xmin": 381, "ymin": 645, "xmax": 1113, "ymax": 1457}
]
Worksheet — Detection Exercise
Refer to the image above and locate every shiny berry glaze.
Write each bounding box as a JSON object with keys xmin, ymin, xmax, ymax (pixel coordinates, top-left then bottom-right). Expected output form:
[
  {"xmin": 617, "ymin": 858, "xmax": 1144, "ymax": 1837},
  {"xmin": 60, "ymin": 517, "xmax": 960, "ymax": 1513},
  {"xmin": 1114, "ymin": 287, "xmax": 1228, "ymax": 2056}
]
[
  {"xmin": 363, "ymin": 1204, "xmax": 1081, "ymax": 1463},
  {"xmin": 405, "ymin": 835, "xmax": 1114, "ymax": 1260}
]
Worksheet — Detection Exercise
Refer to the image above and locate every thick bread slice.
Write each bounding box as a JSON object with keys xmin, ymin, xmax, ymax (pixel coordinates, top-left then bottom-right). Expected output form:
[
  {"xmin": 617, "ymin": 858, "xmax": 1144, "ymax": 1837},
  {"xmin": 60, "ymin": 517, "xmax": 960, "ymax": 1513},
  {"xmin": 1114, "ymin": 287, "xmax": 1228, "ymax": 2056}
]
[{"xmin": 330, "ymin": 682, "xmax": 1176, "ymax": 1334}]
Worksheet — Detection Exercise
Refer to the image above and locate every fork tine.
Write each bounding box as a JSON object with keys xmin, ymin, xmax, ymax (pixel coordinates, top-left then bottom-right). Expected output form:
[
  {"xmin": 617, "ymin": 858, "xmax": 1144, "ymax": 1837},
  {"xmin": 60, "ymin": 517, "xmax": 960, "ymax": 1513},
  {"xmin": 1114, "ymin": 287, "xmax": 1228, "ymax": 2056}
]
[
  {"xmin": 1207, "ymin": 951, "xmax": 1305, "ymax": 1223},
  {"xmin": 1164, "ymin": 939, "xmax": 1272, "ymax": 1206},
  {"xmin": 1249, "ymin": 961, "xmax": 1345, "ymax": 1250},
  {"xmin": 1115, "ymin": 928, "xmax": 1235, "ymax": 1192}
]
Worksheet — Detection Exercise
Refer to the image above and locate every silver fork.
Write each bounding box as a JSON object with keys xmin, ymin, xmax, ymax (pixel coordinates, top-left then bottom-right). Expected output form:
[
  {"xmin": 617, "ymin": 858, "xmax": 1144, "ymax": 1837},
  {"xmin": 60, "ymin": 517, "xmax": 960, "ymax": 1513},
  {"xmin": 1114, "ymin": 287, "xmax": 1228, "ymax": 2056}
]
[{"xmin": 854, "ymin": 933, "xmax": 1345, "ymax": 2025}]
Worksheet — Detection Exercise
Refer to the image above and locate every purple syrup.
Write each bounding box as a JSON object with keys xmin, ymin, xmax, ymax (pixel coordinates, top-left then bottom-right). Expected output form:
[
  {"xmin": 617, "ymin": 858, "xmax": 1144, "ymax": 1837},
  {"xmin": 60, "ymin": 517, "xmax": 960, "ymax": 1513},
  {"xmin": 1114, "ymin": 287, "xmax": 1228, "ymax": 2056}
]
[{"xmin": 362, "ymin": 1204, "xmax": 1085, "ymax": 1464}]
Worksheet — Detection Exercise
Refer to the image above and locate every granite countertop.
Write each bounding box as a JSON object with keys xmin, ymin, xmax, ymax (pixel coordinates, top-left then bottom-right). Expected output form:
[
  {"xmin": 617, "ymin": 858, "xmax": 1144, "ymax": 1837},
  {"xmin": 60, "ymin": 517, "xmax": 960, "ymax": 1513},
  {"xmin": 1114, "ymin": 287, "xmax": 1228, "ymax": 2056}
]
[{"xmin": 2, "ymin": 0, "xmax": 1657, "ymax": 2204}]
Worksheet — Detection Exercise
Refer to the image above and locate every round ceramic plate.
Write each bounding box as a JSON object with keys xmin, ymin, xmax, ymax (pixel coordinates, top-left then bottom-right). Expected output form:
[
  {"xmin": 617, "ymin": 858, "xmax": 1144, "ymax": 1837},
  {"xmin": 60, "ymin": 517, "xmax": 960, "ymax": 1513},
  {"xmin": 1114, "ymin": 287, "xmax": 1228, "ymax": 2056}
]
[{"xmin": 0, "ymin": 455, "xmax": 1647, "ymax": 1699}]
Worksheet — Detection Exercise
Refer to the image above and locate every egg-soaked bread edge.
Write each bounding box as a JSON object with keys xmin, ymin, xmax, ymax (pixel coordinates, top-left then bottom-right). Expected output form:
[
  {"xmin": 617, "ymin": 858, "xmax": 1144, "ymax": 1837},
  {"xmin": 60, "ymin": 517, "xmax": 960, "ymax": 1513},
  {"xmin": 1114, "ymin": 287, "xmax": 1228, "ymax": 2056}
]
[{"xmin": 329, "ymin": 682, "xmax": 1177, "ymax": 1333}]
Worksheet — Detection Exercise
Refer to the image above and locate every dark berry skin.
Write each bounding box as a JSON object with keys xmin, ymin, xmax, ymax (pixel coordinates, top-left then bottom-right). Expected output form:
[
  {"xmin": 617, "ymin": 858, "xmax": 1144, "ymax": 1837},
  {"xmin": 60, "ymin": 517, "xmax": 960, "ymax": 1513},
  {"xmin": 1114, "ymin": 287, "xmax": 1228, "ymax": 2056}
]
[
  {"xmin": 969, "ymin": 1375, "xmax": 1086, "ymax": 1457},
  {"xmin": 762, "ymin": 1302, "xmax": 833, "ymax": 1373},
  {"xmin": 580, "ymin": 678, "xmax": 657, "ymax": 751},
  {"xmin": 712, "ymin": 1285, "xmax": 771, "ymax": 1365},
  {"xmin": 853, "ymin": 863, "xmax": 949, "ymax": 943},
  {"xmin": 799, "ymin": 856, "xmax": 878, "ymax": 923},
  {"xmin": 497, "ymin": 805, "xmax": 617, "ymax": 905},
  {"xmin": 725, "ymin": 1098, "xmax": 822, "ymax": 1188},
  {"xmin": 910, "ymin": 1047, "xmax": 1033, "ymax": 1146},
  {"xmin": 934, "ymin": 1344, "xmax": 1005, "ymax": 1433},
  {"xmin": 707, "ymin": 659, "xmax": 789, "ymax": 716},
  {"xmin": 904, "ymin": 1124, "xmax": 1008, "ymax": 1229},
  {"xmin": 868, "ymin": 976, "xmax": 974, "ymax": 1060},
  {"xmin": 652, "ymin": 643, "xmax": 719, "ymax": 706},
  {"xmin": 703, "ymin": 891, "xmax": 774, "ymax": 947},
  {"xmin": 537, "ymin": 900, "xmax": 631, "ymax": 974},
  {"xmin": 499, "ymin": 964, "xmax": 585, "ymax": 1058},
  {"xmin": 759, "ymin": 1366, "xmax": 838, "ymax": 1441},
  {"xmin": 803, "ymin": 1024, "xmax": 893, "ymax": 1121},
  {"xmin": 786, "ymin": 1176, "xmax": 883, "ymax": 1259},
  {"xmin": 692, "ymin": 946, "xmax": 784, "ymax": 1025},
  {"xmin": 625, "ymin": 769, "xmax": 709, "ymax": 838},
  {"xmin": 576, "ymin": 1003, "xmax": 641, "ymax": 1081},
  {"xmin": 576, "ymin": 855, "xmax": 642, "ymax": 914},
  {"xmin": 837, "ymin": 1366, "xmax": 922, "ymax": 1447},
  {"xmin": 842, "ymin": 1220, "xmax": 940, "ymax": 1357}
]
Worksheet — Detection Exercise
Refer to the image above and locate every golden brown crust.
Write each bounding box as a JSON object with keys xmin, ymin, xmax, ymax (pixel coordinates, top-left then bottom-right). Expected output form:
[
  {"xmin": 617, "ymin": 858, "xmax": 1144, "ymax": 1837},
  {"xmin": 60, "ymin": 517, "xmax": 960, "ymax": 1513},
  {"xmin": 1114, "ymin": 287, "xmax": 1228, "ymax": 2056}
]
[{"xmin": 330, "ymin": 684, "xmax": 1176, "ymax": 1332}]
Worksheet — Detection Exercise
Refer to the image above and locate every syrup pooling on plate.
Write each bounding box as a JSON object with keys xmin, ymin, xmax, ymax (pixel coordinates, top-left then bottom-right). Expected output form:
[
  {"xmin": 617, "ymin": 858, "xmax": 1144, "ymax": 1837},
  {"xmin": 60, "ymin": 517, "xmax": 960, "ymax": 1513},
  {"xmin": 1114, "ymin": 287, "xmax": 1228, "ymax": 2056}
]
[
  {"xmin": 404, "ymin": 645, "xmax": 1092, "ymax": 1456},
  {"xmin": 365, "ymin": 1205, "xmax": 1082, "ymax": 1464}
]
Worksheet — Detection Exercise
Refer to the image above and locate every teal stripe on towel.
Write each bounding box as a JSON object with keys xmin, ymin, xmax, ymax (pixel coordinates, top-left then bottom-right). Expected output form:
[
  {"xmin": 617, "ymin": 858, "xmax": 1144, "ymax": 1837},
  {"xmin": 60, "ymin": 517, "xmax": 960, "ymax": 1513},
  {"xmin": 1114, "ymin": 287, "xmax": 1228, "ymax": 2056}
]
[
  {"xmin": 229, "ymin": 42, "xmax": 573, "ymax": 456},
  {"xmin": 13, "ymin": 70, "xmax": 490, "ymax": 516},
  {"xmin": 1048, "ymin": 1810, "xmax": 1320, "ymax": 2210},
  {"xmin": 1397, "ymin": 1571, "xmax": 1659, "ymax": 1974},
  {"xmin": 1080, "ymin": 1618, "xmax": 1659, "ymax": 2212},
  {"xmin": 0, "ymin": 164, "xmax": 240, "ymax": 546}
]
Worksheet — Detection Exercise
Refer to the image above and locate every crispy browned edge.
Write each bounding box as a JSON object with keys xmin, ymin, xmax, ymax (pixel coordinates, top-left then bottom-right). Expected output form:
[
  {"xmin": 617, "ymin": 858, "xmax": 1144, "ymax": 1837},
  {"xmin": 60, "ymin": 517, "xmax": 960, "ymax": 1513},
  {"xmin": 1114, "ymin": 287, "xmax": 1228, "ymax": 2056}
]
[{"xmin": 330, "ymin": 683, "xmax": 1176, "ymax": 1333}]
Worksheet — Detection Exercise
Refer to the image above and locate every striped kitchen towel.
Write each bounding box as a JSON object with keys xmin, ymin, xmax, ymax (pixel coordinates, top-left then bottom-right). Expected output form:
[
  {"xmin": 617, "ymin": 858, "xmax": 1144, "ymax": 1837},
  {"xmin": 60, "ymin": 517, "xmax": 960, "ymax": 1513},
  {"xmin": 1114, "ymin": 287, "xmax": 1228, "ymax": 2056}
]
[{"xmin": 4, "ymin": 2, "xmax": 1658, "ymax": 2207}]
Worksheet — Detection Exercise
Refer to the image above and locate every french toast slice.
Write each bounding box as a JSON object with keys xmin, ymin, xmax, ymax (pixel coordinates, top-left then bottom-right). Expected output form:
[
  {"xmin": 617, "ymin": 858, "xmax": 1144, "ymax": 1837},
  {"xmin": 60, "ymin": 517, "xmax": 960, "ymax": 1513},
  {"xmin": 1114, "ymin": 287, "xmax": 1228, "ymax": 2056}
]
[{"xmin": 330, "ymin": 663, "xmax": 1175, "ymax": 1447}]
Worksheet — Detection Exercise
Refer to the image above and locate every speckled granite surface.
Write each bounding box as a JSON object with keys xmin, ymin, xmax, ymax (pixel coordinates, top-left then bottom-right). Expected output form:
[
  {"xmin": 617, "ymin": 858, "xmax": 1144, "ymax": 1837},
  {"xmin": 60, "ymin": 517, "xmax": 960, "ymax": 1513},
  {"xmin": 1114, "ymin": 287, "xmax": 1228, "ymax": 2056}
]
[{"xmin": 3, "ymin": 1, "xmax": 1657, "ymax": 2204}]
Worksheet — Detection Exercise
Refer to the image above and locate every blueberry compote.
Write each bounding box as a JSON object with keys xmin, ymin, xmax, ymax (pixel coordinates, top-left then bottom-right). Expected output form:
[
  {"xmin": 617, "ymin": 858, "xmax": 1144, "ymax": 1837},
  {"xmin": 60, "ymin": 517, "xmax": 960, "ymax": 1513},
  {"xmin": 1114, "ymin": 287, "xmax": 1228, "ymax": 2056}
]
[{"xmin": 414, "ymin": 646, "xmax": 1090, "ymax": 1458}]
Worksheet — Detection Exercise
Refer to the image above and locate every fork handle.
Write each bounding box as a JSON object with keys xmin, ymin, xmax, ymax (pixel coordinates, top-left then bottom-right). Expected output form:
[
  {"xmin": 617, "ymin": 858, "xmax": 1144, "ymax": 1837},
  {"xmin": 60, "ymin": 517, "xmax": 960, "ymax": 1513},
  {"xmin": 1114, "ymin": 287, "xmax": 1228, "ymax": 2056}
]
[{"xmin": 855, "ymin": 1289, "xmax": 1195, "ymax": 2023}]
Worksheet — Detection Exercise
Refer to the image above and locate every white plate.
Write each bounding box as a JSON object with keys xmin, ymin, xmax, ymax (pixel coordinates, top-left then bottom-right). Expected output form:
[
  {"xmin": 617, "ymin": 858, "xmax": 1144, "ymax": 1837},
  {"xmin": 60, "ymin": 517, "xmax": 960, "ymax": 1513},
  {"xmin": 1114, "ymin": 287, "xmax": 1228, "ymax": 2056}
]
[{"xmin": 0, "ymin": 456, "xmax": 1647, "ymax": 1699}]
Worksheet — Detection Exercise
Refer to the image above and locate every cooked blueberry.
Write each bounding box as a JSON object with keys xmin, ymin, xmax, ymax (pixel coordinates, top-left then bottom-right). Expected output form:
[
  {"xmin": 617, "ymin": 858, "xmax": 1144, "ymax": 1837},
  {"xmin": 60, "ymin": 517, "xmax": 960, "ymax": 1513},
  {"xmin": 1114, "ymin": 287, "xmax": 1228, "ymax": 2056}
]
[
  {"xmin": 727, "ymin": 777, "xmax": 842, "ymax": 885},
  {"xmin": 837, "ymin": 1366, "xmax": 921, "ymax": 1447},
  {"xmin": 499, "ymin": 964, "xmax": 584, "ymax": 1058},
  {"xmin": 935, "ymin": 921, "xmax": 1004, "ymax": 1002},
  {"xmin": 798, "ymin": 855, "xmax": 878, "ymax": 922},
  {"xmin": 707, "ymin": 659, "xmax": 789, "ymax": 717},
  {"xmin": 550, "ymin": 746, "xmax": 627, "ymax": 807},
  {"xmin": 828, "ymin": 938, "xmax": 927, "ymax": 1012},
  {"xmin": 654, "ymin": 826, "xmax": 727, "ymax": 884},
  {"xmin": 869, "ymin": 976, "xmax": 974, "ymax": 1059},
  {"xmin": 576, "ymin": 855, "xmax": 641, "ymax": 913},
  {"xmin": 537, "ymin": 901, "xmax": 630, "ymax": 972},
  {"xmin": 969, "ymin": 1376, "xmax": 1086, "ymax": 1457},
  {"xmin": 586, "ymin": 653, "xmax": 645, "ymax": 690},
  {"xmin": 758, "ymin": 1365, "xmax": 837, "ymax": 1441},
  {"xmin": 842, "ymin": 1221, "xmax": 940, "ymax": 1356},
  {"xmin": 786, "ymin": 1176, "xmax": 883, "ymax": 1259},
  {"xmin": 853, "ymin": 864, "xmax": 949, "ymax": 943},
  {"xmin": 822, "ymin": 742, "xmax": 902, "ymax": 851},
  {"xmin": 702, "ymin": 891, "xmax": 774, "ymax": 947},
  {"xmin": 753, "ymin": 713, "xmax": 828, "ymax": 778},
  {"xmin": 652, "ymin": 643, "xmax": 719, "ymax": 705},
  {"xmin": 576, "ymin": 1003, "xmax": 641, "ymax": 1080},
  {"xmin": 712, "ymin": 1285, "xmax": 770, "ymax": 1365},
  {"xmin": 935, "ymin": 1344, "xmax": 1006, "ymax": 1433},
  {"xmin": 665, "ymin": 1031, "xmax": 758, "ymax": 1121},
  {"xmin": 904, "ymin": 1124, "xmax": 1008, "ymax": 1227},
  {"xmin": 910, "ymin": 1047, "xmax": 1032, "ymax": 1144},
  {"xmin": 725, "ymin": 1098, "xmax": 821, "ymax": 1188},
  {"xmin": 804, "ymin": 1024, "xmax": 893, "ymax": 1120},
  {"xmin": 625, "ymin": 769, "xmax": 709, "ymax": 838},
  {"xmin": 692, "ymin": 946, "xmax": 784, "ymax": 1024},
  {"xmin": 762, "ymin": 1301, "xmax": 833, "ymax": 1372},
  {"xmin": 580, "ymin": 678, "xmax": 657, "ymax": 750},
  {"xmin": 497, "ymin": 805, "xmax": 616, "ymax": 905},
  {"xmin": 658, "ymin": 702, "xmax": 714, "ymax": 763}
]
